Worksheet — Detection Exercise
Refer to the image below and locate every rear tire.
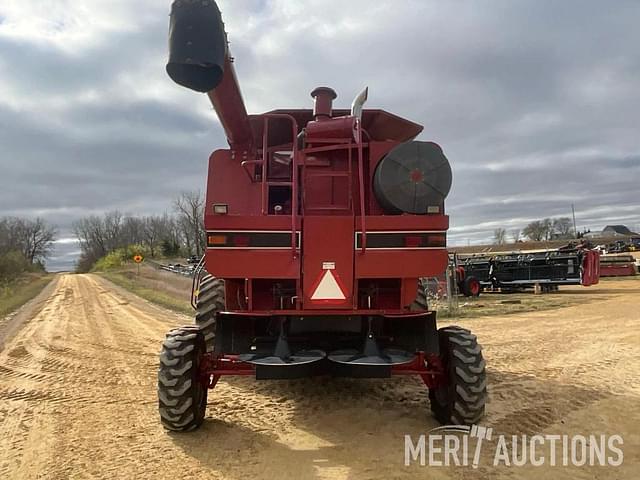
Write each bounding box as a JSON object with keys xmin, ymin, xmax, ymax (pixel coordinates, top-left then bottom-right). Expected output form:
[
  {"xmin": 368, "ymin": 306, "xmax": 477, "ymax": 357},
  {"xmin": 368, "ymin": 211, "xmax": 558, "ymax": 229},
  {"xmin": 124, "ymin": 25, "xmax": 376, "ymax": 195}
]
[
  {"xmin": 411, "ymin": 278, "xmax": 429, "ymax": 310},
  {"xmin": 195, "ymin": 274, "xmax": 225, "ymax": 352},
  {"xmin": 429, "ymin": 326, "xmax": 487, "ymax": 425},
  {"xmin": 158, "ymin": 326, "xmax": 208, "ymax": 432}
]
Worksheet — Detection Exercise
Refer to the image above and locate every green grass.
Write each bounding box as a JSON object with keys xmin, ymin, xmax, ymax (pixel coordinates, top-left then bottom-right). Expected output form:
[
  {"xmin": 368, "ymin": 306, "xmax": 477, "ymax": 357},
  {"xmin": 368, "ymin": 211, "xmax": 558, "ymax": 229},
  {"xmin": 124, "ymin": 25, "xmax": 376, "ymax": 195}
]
[
  {"xmin": 100, "ymin": 270, "xmax": 193, "ymax": 315},
  {"xmin": 0, "ymin": 274, "xmax": 54, "ymax": 317}
]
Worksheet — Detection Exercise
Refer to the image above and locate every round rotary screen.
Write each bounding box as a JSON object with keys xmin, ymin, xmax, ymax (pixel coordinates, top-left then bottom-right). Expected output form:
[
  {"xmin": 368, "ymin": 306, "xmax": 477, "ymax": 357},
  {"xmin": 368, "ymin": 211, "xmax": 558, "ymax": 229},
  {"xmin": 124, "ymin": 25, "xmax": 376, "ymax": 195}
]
[{"xmin": 373, "ymin": 141, "xmax": 452, "ymax": 214}]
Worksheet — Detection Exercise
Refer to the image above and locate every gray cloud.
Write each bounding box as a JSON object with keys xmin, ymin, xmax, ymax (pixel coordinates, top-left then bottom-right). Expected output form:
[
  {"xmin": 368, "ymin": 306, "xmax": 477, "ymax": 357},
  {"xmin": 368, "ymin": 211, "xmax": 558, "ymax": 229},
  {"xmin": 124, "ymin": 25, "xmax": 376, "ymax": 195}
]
[{"xmin": 1, "ymin": 0, "xmax": 639, "ymax": 270}]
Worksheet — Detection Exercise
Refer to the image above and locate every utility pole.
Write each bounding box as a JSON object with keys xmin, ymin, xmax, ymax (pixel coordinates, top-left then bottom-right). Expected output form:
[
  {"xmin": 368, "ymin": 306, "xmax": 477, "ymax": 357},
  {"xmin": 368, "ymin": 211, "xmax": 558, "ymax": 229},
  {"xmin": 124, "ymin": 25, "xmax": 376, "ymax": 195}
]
[{"xmin": 571, "ymin": 204, "xmax": 577, "ymax": 238}]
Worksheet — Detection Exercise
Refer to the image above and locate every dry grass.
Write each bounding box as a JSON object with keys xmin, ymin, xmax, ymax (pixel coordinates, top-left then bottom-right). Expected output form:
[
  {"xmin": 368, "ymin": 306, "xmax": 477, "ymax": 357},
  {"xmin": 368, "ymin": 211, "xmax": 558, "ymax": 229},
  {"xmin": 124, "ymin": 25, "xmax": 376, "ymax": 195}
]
[
  {"xmin": 99, "ymin": 264, "xmax": 193, "ymax": 315},
  {"xmin": 437, "ymin": 276, "xmax": 636, "ymax": 318},
  {"xmin": 438, "ymin": 291, "xmax": 584, "ymax": 318},
  {"xmin": 0, "ymin": 273, "xmax": 53, "ymax": 318}
]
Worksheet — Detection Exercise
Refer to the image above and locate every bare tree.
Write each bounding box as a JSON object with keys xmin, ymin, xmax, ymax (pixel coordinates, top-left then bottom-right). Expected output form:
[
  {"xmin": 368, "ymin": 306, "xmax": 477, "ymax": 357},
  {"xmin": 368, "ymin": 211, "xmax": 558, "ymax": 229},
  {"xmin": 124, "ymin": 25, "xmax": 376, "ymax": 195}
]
[
  {"xmin": 74, "ymin": 213, "xmax": 128, "ymax": 271},
  {"xmin": 553, "ymin": 217, "xmax": 574, "ymax": 239},
  {"xmin": 493, "ymin": 228, "xmax": 507, "ymax": 245},
  {"xmin": 73, "ymin": 201, "xmax": 204, "ymax": 271},
  {"xmin": 103, "ymin": 211, "xmax": 125, "ymax": 252},
  {"xmin": 0, "ymin": 217, "xmax": 56, "ymax": 263},
  {"xmin": 142, "ymin": 214, "xmax": 176, "ymax": 257},
  {"xmin": 122, "ymin": 216, "xmax": 145, "ymax": 246},
  {"xmin": 511, "ymin": 229, "xmax": 521, "ymax": 243},
  {"xmin": 174, "ymin": 191, "xmax": 205, "ymax": 256},
  {"xmin": 523, "ymin": 220, "xmax": 548, "ymax": 241},
  {"xmin": 0, "ymin": 217, "xmax": 20, "ymax": 254},
  {"xmin": 20, "ymin": 218, "xmax": 57, "ymax": 263},
  {"xmin": 0, "ymin": 217, "xmax": 56, "ymax": 279},
  {"xmin": 74, "ymin": 216, "xmax": 107, "ymax": 259}
]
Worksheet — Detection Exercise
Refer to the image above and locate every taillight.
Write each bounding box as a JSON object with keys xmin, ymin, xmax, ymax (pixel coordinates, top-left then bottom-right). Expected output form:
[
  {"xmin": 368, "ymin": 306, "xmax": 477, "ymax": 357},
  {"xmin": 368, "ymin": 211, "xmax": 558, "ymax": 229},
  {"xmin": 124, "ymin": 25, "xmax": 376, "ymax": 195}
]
[{"xmin": 208, "ymin": 234, "xmax": 227, "ymax": 246}]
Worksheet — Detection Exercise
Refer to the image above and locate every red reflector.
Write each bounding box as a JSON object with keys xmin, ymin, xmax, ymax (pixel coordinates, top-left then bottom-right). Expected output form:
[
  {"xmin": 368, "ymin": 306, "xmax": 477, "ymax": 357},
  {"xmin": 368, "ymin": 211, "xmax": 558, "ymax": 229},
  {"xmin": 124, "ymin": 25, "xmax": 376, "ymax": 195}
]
[
  {"xmin": 429, "ymin": 234, "xmax": 446, "ymax": 247},
  {"xmin": 233, "ymin": 235, "xmax": 250, "ymax": 247},
  {"xmin": 404, "ymin": 235, "xmax": 422, "ymax": 248}
]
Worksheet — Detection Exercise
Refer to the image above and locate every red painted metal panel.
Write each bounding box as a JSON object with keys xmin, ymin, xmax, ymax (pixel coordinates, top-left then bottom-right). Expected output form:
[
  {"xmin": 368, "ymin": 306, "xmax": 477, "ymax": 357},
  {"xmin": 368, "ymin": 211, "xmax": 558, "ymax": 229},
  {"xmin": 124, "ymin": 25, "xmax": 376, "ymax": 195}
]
[
  {"xmin": 581, "ymin": 250, "xmax": 601, "ymax": 285},
  {"xmin": 205, "ymin": 214, "xmax": 447, "ymax": 232},
  {"xmin": 206, "ymin": 150, "xmax": 262, "ymax": 217},
  {"xmin": 205, "ymin": 250, "xmax": 299, "ymax": 279},
  {"xmin": 303, "ymin": 216, "xmax": 354, "ymax": 309},
  {"xmin": 359, "ymin": 215, "xmax": 449, "ymax": 231},
  {"xmin": 600, "ymin": 264, "xmax": 637, "ymax": 277},
  {"xmin": 205, "ymin": 215, "xmax": 301, "ymax": 230},
  {"xmin": 306, "ymin": 116, "xmax": 357, "ymax": 141},
  {"xmin": 355, "ymin": 249, "xmax": 448, "ymax": 278}
]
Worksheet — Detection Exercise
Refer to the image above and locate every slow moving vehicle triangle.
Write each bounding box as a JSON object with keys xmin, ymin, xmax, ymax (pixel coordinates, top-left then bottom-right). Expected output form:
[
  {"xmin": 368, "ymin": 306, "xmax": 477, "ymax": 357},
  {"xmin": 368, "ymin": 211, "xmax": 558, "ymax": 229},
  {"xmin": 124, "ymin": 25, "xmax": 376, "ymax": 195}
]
[{"xmin": 311, "ymin": 270, "xmax": 346, "ymax": 300}]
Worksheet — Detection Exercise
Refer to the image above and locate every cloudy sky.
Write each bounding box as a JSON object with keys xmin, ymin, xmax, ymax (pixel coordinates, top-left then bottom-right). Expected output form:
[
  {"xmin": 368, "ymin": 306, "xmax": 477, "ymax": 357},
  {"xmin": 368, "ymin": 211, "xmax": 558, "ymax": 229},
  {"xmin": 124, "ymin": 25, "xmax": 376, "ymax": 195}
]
[{"xmin": 1, "ymin": 0, "xmax": 639, "ymax": 270}]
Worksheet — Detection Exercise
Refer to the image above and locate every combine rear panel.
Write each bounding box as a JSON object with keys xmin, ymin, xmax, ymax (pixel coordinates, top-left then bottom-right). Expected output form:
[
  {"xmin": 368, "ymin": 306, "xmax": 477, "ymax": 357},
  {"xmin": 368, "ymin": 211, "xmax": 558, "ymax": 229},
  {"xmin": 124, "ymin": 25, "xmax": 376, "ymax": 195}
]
[{"xmin": 157, "ymin": 0, "xmax": 488, "ymax": 432}]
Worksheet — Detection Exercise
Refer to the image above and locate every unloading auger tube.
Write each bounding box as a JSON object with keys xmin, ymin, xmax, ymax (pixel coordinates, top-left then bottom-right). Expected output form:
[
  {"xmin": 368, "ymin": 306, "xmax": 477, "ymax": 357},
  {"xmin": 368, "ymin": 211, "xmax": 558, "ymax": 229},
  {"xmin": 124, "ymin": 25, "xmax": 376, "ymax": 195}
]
[{"xmin": 167, "ymin": 0, "xmax": 253, "ymax": 151}]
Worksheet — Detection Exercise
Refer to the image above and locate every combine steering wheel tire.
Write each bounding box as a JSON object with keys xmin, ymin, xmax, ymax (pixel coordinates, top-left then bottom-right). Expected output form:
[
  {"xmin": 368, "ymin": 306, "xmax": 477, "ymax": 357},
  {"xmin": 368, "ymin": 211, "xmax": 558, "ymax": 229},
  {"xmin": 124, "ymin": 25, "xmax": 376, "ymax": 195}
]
[
  {"xmin": 158, "ymin": 326, "xmax": 208, "ymax": 432},
  {"xmin": 429, "ymin": 326, "xmax": 487, "ymax": 425},
  {"xmin": 195, "ymin": 274, "xmax": 225, "ymax": 352}
]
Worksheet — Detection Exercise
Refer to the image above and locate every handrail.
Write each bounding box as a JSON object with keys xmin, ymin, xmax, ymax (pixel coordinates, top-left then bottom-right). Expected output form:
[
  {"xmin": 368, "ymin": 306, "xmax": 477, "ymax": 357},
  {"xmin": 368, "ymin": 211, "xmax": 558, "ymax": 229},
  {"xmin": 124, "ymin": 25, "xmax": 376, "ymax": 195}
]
[
  {"xmin": 356, "ymin": 118, "xmax": 366, "ymax": 252},
  {"xmin": 190, "ymin": 254, "xmax": 207, "ymax": 310},
  {"xmin": 261, "ymin": 117, "xmax": 268, "ymax": 215}
]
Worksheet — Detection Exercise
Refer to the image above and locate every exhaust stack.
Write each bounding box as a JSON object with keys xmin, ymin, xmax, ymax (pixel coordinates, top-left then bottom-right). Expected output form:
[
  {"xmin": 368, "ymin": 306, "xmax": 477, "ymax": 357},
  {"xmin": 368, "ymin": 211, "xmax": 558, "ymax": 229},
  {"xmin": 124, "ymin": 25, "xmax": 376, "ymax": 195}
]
[
  {"xmin": 167, "ymin": 0, "xmax": 253, "ymax": 149},
  {"xmin": 310, "ymin": 87, "xmax": 337, "ymax": 121}
]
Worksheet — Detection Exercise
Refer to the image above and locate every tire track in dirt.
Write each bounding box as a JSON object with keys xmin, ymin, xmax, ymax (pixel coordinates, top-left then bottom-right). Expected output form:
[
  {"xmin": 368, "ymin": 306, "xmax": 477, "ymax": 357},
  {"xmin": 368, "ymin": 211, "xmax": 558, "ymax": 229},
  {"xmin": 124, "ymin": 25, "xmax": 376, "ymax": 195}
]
[
  {"xmin": 0, "ymin": 274, "xmax": 639, "ymax": 479},
  {"xmin": 0, "ymin": 274, "xmax": 181, "ymax": 479}
]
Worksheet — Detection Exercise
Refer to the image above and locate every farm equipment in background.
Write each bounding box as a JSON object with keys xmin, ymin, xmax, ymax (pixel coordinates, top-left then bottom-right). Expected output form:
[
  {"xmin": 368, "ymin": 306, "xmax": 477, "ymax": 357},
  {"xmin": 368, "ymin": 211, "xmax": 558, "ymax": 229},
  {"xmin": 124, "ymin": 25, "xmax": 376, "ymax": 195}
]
[
  {"xmin": 606, "ymin": 240, "xmax": 631, "ymax": 253},
  {"xmin": 599, "ymin": 254, "xmax": 638, "ymax": 277},
  {"xmin": 157, "ymin": 0, "xmax": 487, "ymax": 432},
  {"xmin": 455, "ymin": 264, "xmax": 481, "ymax": 297},
  {"xmin": 456, "ymin": 247, "xmax": 600, "ymax": 293}
]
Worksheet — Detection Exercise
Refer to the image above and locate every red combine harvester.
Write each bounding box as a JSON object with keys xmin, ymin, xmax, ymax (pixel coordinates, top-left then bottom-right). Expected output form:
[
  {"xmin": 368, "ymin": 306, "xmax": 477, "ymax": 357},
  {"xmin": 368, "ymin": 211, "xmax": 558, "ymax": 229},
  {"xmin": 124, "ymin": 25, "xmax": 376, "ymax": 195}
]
[{"xmin": 158, "ymin": 0, "xmax": 487, "ymax": 432}]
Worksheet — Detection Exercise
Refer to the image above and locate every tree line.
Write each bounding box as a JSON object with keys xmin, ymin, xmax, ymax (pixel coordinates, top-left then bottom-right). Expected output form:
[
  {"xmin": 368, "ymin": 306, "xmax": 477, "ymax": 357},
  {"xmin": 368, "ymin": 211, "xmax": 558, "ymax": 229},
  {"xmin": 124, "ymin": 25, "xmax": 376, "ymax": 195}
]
[
  {"xmin": 74, "ymin": 191, "xmax": 206, "ymax": 272},
  {"xmin": 0, "ymin": 217, "xmax": 57, "ymax": 281},
  {"xmin": 493, "ymin": 217, "xmax": 575, "ymax": 245}
]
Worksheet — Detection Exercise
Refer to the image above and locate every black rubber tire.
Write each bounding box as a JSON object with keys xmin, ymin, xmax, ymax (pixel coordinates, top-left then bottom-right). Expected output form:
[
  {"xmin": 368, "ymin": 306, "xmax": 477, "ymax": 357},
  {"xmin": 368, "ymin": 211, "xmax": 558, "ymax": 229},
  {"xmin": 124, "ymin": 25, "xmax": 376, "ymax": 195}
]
[
  {"xmin": 462, "ymin": 276, "xmax": 481, "ymax": 297},
  {"xmin": 429, "ymin": 326, "xmax": 487, "ymax": 425},
  {"xmin": 158, "ymin": 326, "xmax": 208, "ymax": 432},
  {"xmin": 410, "ymin": 278, "xmax": 429, "ymax": 310},
  {"xmin": 195, "ymin": 274, "xmax": 225, "ymax": 352}
]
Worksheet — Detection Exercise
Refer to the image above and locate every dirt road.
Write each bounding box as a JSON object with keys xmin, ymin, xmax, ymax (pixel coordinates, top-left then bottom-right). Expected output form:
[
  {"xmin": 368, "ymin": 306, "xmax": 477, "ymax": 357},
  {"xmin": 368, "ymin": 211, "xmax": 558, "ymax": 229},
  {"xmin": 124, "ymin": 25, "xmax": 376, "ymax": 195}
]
[{"xmin": 0, "ymin": 274, "xmax": 638, "ymax": 479}]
